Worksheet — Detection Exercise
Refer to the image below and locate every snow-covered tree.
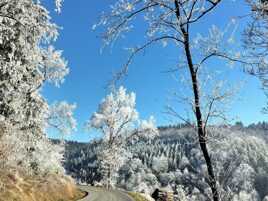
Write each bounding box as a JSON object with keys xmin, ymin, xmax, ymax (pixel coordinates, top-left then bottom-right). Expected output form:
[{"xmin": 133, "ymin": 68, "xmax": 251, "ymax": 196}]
[
  {"xmin": 63, "ymin": 124, "xmax": 268, "ymax": 199},
  {"xmin": 55, "ymin": 0, "xmax": 64, "ymax": 13},
  {"xmin": 47, "ymin": 101, "xmax": 77, "ymax": 137},
  {"xmin": 87, "ymin": 86, "xmax": 158, "ymax": 188},
  {"xmin": 0, "ymin": 0, "xmax": 69, "ymax": 130},
  {"xmin": 244, "ymin": 0, "xmax": 268, "ymax": 112},
  {"xmin": 0, "ymin": 0, "xmax": 76, "ymax": 175},
  {"xmin": 176, "ymin": 185, "xmax": 189, "ymax": 201},
  {"xmin": 152, "ymin": 156, "xmax": 169, "ymax": 174},
  {"xmin": 0, "ymin": 121, "xmax": 65, "ymax": 175},
  {"xmin": 94, "ymin": 1, "xmax": 245, "ymax": 200}
]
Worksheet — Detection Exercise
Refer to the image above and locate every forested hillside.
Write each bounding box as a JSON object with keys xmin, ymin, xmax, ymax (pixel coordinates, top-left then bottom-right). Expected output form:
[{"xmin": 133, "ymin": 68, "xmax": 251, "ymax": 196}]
[
  {"xmin": 64, "ymin": 123, "xmax": 268, "ymax": 201},
  {"xmin": 3, "ymin": 1, "xmax": 268, "ymax": 201}
]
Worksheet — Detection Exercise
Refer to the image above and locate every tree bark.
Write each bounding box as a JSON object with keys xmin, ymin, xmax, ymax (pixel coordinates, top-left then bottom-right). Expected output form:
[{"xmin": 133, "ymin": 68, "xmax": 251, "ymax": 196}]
[
  {"xmin": 183, "ymin": 28, "xmax": 219, "ymax": 201},
  {"xmin": 107, "ymin": 165, "xmax": 111, "ymax": 190},
  {"xmin": 174, "ymin": 1, "xmax": 219, "ymax": 200}
]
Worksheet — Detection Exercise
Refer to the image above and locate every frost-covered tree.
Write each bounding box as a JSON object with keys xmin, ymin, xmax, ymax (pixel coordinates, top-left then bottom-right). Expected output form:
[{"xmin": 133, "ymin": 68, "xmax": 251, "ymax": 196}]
[
  {"xmin": 0, "ymin": 0, "xmax": 76, "ymax": 175},
  {"xmin": 55, "ymin": 0, "xmax": 64, "ymax": 13},
  {"xmin": 87, "ymin": 86, "xmax": 158, "ymax": 188},
  {"xmin": 47, "ymin": 101, "xmax": 77, "ymax": 137},
  {"xmin": 64, "ymin": 124, "xmax": 268, "ymax": 199},
  {"xmin": 94, "ymin": 1, "xmax": 245, "ymax": 200},
  {"xmin": 0, "ymin": 0, "xmax": 69, "ymax": 130},
  {"xmin": 244, "ymin": 0, "xmax": 268, "ymax": 112},
  {"xmin": 0, "ymin": 121, "xmax": 65, "ymax": 175},
  {"xmin": 118, "ymin": 157, "xmax": 160, "ymax": 193},
  {"xmin": 152, "ymin": 156, "xmax": 169, "ymax": 174}
]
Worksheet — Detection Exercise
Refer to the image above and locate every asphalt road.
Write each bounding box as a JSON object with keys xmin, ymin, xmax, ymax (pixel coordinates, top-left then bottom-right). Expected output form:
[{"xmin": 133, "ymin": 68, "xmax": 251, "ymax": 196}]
[{"xmin": 77, "ymin": 186, "xmax": 134, "ymax": 201}]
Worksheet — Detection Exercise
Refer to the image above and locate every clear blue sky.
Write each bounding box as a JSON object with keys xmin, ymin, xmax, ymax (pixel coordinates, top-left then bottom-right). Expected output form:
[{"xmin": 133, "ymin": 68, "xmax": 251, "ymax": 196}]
[{"xmin": 42, "ymin": 0, "xmax": 268, "ymax": 142}]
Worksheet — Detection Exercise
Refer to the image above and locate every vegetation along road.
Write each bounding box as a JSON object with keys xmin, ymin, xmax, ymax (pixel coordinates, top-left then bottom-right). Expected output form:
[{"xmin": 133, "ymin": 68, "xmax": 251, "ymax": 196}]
[{"xmin": 78, "ymin": 186, "xmax": 134, "ymax": 201}]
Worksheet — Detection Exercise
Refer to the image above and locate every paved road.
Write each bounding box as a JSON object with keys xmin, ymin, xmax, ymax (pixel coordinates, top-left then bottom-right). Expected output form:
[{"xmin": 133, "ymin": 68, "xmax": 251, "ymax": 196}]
[{"xmin": 77, "ymin": 186, "xmax": 134, "ymax": 201}]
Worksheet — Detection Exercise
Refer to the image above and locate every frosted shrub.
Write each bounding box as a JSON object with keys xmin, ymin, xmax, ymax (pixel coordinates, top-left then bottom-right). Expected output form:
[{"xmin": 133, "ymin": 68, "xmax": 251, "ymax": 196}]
[
  {"xmin": 232, "ymin": 190, "xmax": 260, "ymax": 201},
  {"xmin": 0, "ymin": 121, "xmax": 64, "ymax": 175}
]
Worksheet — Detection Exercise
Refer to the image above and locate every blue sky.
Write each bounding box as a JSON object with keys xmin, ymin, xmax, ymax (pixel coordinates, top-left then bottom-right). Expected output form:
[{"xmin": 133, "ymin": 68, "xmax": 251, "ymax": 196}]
[{"xmin": 42, "ymin": 0, "xmax": 268, "ymax": 142}]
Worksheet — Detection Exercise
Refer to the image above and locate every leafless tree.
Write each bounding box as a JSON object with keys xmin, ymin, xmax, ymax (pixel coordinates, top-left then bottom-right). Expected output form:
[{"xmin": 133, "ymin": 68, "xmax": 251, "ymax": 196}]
[{"xmin": 95, "ymin": 1, "xmax": 250, "ymax": 200}]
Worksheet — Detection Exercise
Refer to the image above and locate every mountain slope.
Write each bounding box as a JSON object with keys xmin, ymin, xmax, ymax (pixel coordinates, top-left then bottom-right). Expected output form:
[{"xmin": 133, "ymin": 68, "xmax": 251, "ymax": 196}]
[{"xmin": 64, "ymin": 125, "xmax": 268, "ymax": 201}]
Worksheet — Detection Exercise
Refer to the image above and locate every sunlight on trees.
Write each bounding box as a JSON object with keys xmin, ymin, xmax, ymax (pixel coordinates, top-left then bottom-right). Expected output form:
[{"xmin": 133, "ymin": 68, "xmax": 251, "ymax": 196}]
[
  {"xmin": 93, "ymin": 1, "xmax": 250, "ymax": 200},
  {"xmin": 0, "ymin": 0, "xmax": 76, "ymax": 176},
  {"xmin": 87, "ymin": 86, "xmax": 158, "ymax": 188},
  {"xmin": 2, "ymin": 1, "xmax": 268, "ymax": 201}
]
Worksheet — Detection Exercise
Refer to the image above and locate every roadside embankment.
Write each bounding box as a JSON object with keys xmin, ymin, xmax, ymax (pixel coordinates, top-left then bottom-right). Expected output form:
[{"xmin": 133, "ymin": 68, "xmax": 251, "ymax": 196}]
[{"xmin": 0, "ymin": 170, "xmax": 86, "ymax": 201}]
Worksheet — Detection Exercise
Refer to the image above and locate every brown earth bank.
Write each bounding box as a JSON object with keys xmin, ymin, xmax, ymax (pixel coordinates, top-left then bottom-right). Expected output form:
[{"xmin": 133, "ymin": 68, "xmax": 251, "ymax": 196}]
[{"xmin": 0, "ymin": 170, "xmax": 86, "ymax": 201}]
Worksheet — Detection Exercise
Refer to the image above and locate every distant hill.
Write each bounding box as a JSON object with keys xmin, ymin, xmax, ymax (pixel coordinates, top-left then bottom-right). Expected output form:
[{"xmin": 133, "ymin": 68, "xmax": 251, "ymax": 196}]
[{"xmin": 63, "ymin": 123, "xmax": 268, "ymax": 201}]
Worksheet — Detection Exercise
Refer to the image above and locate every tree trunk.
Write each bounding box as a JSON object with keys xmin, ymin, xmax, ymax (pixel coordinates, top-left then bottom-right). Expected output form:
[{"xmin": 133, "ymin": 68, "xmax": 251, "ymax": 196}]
[
  {"xmin": 107, "ymin": 165, "xmax": 111, "ymax": 190},
  {"xmin": 183, "ymin": 31, "xmax": 219, "ymax": 201},
  {"xmin": 173, "ymin": 1, "xmax": 219, "ymax": 199}
]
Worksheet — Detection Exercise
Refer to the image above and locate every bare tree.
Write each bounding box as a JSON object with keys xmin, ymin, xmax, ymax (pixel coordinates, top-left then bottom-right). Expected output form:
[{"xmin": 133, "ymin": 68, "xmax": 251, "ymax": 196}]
[{"xmin": 95, "ymin": 1, "xmax": 246, "ymax": 200}]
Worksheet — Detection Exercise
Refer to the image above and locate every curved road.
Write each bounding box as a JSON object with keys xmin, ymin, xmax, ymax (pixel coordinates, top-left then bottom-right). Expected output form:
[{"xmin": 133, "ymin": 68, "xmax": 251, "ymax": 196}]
[{"xmin": 77, "ymin": 186, "xmax": 134, "ymax": 201}]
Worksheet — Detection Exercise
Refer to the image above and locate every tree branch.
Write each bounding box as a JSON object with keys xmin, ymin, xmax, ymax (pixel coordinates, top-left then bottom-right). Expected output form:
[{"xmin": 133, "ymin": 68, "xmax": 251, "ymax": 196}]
[{"xmin": 112, "ymin": 35, "xmax": 184, "ymax": 84}]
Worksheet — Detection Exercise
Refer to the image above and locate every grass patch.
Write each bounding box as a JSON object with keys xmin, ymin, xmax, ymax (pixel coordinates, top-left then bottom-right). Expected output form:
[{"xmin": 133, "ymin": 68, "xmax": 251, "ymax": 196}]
[
  {"xmin": 0, "ymin": 170, "xmax": 86, "ymax": 201},
  {"xmin": 128, "ymin": 192, "xmax": 150, "ymax": 201}
]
